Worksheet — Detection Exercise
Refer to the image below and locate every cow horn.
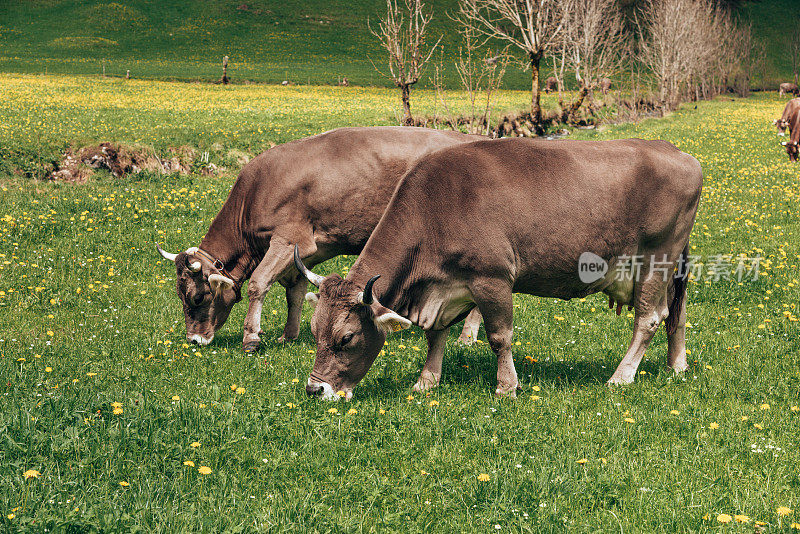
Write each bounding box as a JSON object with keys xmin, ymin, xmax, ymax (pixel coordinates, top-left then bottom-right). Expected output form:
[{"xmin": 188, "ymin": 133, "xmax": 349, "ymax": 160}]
[
  {"xmin": 155, "ymin": 243, "xmax": 178, "ymax": 262},
  {"xmin": 293, "ymin": 245, "xmax": 325, "ymax": 287},
  {"xmin": 360, "ymin": 275, "xmax": 381, "ymax": 305}
]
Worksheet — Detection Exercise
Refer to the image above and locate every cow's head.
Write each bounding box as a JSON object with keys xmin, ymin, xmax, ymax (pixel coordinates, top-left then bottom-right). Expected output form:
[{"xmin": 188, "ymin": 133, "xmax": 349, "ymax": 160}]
[
  {"xmin": 774, "ymin": 118, "xmax": 790, "ymax": 135},
  {"xmin": 782, "ymin": 140, "xmax": 799, "ymax": 162},
  {"xmin": 156, "ymin": 244, "xmax": 241, "ymax": 344},
  {"xmin": 294, "ymin": 246, "xmax": 410, "ymax": 400}
]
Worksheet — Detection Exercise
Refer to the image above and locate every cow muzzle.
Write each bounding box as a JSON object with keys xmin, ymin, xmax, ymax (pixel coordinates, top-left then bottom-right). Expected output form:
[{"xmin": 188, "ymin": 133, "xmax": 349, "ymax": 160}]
[
  {"xmin": 305, "ymin": 379, "xmax": 346, "ymax": 400},
  {"xmin": 188, "ymin": 333, "xmax": 213, "ymax": 345}
]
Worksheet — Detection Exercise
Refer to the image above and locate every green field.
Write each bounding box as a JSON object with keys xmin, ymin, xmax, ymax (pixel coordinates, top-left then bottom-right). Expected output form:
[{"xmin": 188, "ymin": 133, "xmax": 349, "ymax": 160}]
[
  {"xmin": 1, "ymin": 74, "xmax": 800, "ymax": 531},
  {"xmin": 0, "ymin": 0, "xmax": 796, "ymax": 88}
]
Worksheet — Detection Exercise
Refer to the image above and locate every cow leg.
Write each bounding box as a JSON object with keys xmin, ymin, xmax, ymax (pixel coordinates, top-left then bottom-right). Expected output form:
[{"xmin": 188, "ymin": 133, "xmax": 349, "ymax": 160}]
[
  {"xmin": 456, "ymin": 308, "xmax": 482, "ymax": 345},
  {"xmin": 413, "ymin": 328, "xmax": 447, "ymax": 392},
  {"xmin": 667, "ymin": 291, "xmax": 688, "ymax": 373},
  {"xmin": 473, "ymin": 283, "xmax": 519, "ymax": 397},
  {"xmin": 608, "ymin": 275, "xmax": 669, "ymax": 385},
  {"xmin": 277, "ymin": 277, "xmax": 308, "ymax": 343},
  {"xmin": 243, "ymin": 237, "xmax": 313, "ymax": 352}
]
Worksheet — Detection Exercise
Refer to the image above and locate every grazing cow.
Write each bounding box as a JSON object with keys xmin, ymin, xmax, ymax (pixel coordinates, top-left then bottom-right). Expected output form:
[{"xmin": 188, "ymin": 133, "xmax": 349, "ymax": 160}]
[
  {"xmin": 544, "ymin": 76, "xmax": 558, "ymax": 93},
  {"xmin": 156, "ymin": 127, "xmax": 483, "ymax": 351},
  {"xmin": 600, "ymin": 78, "xmax": 612, "ymax": 94},
  {"xmin": 296, "ymin": 138, "xmax": 702, "ymax": 400},
  {"xmin": 782, "ymin": 111, "xmax": 800, "ymax": 162},
  {"xmin": 774, "ymin": 97, "xmax": 800, "ymax": 136},
  {"xmin": 779, "ymin": 82, "xmax": 799, "ymax": 96}
]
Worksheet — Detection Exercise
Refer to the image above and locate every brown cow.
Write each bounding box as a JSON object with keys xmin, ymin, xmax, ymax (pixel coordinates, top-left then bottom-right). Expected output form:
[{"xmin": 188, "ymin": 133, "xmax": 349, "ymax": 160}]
[
  {"xmin": 774, "ymin": 97, "xmax": 800, "ymax": 136},
  {"xmin": 297, "ymin": 138, "xmax": 702, "ymax": 399},
  {"xmin": 779, "ymin": 82, "xmax": 799, "ymax": 96},
  {"xmin": 544, "ymin": 76, "xmax": 558, "ymax": 93},
  {"xmin": 782, "ymin": 109, "xmax": 800, "ymax": 161},
  {"xmin": 156, "ymin": 127, "xmax": 483, "ymax": 351},
  {"xmin": 600, "ymin": 77, "xmax": 612, "ymax": 94}
]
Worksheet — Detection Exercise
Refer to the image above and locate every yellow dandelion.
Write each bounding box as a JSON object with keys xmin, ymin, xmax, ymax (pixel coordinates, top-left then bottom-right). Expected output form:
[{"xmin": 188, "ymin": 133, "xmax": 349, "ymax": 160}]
[
  {"xmin": 171, "ymin": 395, "xmax": 180, "ymax": 401},
  {"xmin": 777, "ymin": 507, "xmax": 793, "ymax": 516},
  {"xmin": 23, "ymin": 469, "xmax": 41, "ymax": 480},
  {"xmin": 230, "ymin": 384, "xmax": 237, "ymax": 391},
  {"xmin": 119, "ymin": 481, "xmax": 129, "ymax": 487},
  {"xmin": 754, "ymin": 423, "xmax": 763, "ymax": 430},
  {"xmin": 86, "ymin": 372, "xmax": 97, "ymax": 377},
  {"xmin": 235, "ymin": 387, "xmax": 245, "ymax": 395},
  {"xmin": 734, "ymin": 514, "xmax": 750, "ymax": 523},
  {"xmin": 760, "ymin": 403, "xmax": 770, "ymax": 410},
  {"xmin": 576, "ymin": 458, "xmax": 588, "ymax": 464},
  {"xmin": 790, "ymin": 522, "xmax": 800, "ymax": 529},
  {"xmin": 190, "ymin": 441, "xmax": 200, "ymax": 448},
  {"xmin": 198, "ymin": 466, "xmax": 212, "ymax": 475},
  {"xmin": 113, "ymin": 407, "xmax": 123, "ymax": 415},
  {"xmin": 717, "ymin": 513, "xmax": 732, "ymax": 524},
  {"xmin": 670, "ymin": 410, "xmax": 680, "ymax": 415},
  {"xmin": 421, "ymin": 470, "xmax": 429, "ymax": 475},
  {"xmin": 477, "ymin": 473, "xmax": 490, "ymax": 482},
  {"xmin": 791, "ymin": 406, "xmax": 799, "ymax": 412},
  {"xmin": 709, "ymin": 422, "xmax": 719, "ymax": 429},
  {"xmin": 199, "ymin": 403, "xmax": 206, "ymax": 408},
  {"xmin": 532, "ymin": 386, "xmax": 541, "ymax": 392},
  {"xmin": 741, "ymin": 416, "xmax": 749, "ymax": 421},
  {"xmin": 183, "ymin": 460, "xmax": 195, "ymax": 467},
  {"xmin": 328, "ymin": 408, "xmax": 339, "ymax": 414},
  {"xmin": 45, "ymin": 367, "xmax": 52, "ymax": 373},
  {"xmin": 429, "ymin": 400, "xmax": 439, "ymax": 406},
  {"xmin": 624, "ymin": 417, "xmax": 635, "ymax": 424},
  {"xmin": 291, "ymin": 378, "xmax": 299, "ymax": 383},
  {"xmin": 111, "ymin": 401, "xmax": 122, "ymax": 408},
  {"xmin": 347, "ymin": 408, "xmax": 358, "ymax": 415},
  {"xmin": 379, "ymin": 409, "xmax": 386, "ymax": 414},
  {"xmin": 406, "ymin": 395, "xmax": 414, "ymax": 401},
  {"xmin": 337, "ymin": 390, "xmax": 346, "ymax": 398},
  {"xmin": 7, "ymin": 514, "xmax": 14, "ymax": 519}
]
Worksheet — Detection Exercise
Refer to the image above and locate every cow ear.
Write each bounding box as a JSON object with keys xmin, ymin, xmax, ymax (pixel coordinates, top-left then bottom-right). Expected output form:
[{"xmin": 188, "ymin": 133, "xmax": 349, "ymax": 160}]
[
  {"xmin": 373, "ymin": 308, "xmax": 412, "ymax": 333},
  {"xmin": 208, "ymin": 273, "xmax": 234, "ymax": 295},
  {"xmin": 305, "ymin": 292, "xmax": 319, "ymax": 307}
]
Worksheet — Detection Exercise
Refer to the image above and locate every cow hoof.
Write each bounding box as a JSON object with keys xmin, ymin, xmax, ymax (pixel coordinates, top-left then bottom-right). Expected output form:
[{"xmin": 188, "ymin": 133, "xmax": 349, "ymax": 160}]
[
  {"xmin": 456, "ymin": 333, "xmax": 476, "ymax": 346},
  {"xmin": 277, "ymin": 334, "xmax": 298, "ymax": 344},
  {"xmin": 670, "ymin": 361, "xmax": 689, "ymax": 374},
  {"xmin": 494, "ymin": 384, "xmax": 519, "ymax": 398},
  {"xmin": 606, "ymin": 375, "xmax": 634, "ymax": 386},
  {"xmin": 412, "ymin": 376, "xmax": 440, "ymax": 392}
]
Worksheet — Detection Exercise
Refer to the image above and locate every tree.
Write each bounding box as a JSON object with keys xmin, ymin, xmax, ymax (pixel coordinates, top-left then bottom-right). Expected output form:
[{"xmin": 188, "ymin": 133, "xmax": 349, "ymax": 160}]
[
  {"xmin": 370, "ymin": 0, "xmax": 441, "ymax": 125},
  {"xmin": 558, "ymin": 0, "xmax": 626, "ymax": 122},
  {"xmin": 433, "ymin": 23, "xmax": 509, "ymax": 135},
  {"xmin": 458, "ymin": 0, "xmax": 564, "ymax": 124}
]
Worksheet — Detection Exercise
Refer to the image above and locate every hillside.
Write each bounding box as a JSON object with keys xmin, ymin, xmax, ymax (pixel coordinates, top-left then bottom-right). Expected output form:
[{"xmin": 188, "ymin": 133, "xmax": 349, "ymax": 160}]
[{"xmin": 0, "ymin": 0, "xmax": 795, "ymax": 88}]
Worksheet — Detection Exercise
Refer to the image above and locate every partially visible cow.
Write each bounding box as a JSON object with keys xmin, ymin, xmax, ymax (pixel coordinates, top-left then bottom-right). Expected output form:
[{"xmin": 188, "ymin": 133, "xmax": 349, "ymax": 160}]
[
  {"xmin": 779, "ymin": 82, "xmax": 799, "ymax": 96},
  {"xmin": 156, "ymin": 127, "xmax": 483, "ymax": 351},
  {"xmin": 297, "ymin": 138, "xmax": 702, "ymax": 400},
  {"xmin": 544, "ymin": 76, "xmax": 558, "ymax": 93},
  {"xmin": 600, "ymin": 77, "xmax": 612, "ymax": 94},
  {"xmin": 774, "ymin": 98, "xmax": 800, "ymax": 136}
]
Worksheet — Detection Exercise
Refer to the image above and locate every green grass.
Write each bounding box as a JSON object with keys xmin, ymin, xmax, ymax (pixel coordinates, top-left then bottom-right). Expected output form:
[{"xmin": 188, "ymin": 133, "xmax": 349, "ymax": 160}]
[
  {"xmin": 1, "ymin": 76, "xmax": 800, "ymax": 531},
  {"xmin": 0, "ymin": 0, "xmax": 796, "ymax": 88}
]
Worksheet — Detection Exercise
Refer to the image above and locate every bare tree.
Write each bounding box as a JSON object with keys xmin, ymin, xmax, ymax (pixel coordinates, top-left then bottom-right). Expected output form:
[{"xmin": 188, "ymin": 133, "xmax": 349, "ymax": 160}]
[
  {"xmin": 559, "ymin": 0, "xmax": 626, "ymax": 122},
  {"xmin": 370, "ymin": 0, "xmax": 442, "ymax": 125},
  {"xmin": 434, "ymin": 24, "xmax": 510, "ymax": 135},
  {"xmin": 458, "ymin": 0, "xmax": 564, "ymax": 124},
  {"xmin": 791, "ymin": 20, "xmax": 800, "ymax": 86}
]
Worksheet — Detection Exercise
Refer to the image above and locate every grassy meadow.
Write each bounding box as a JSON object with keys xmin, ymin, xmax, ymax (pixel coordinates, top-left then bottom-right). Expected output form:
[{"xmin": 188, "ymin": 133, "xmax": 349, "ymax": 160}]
[
  {"xmin": 1, "ymin": 74, "xmax": 800, "ymax": 532},
  {"xmin": 0, "ymin": 0, "xmax": 796, "ymax": 87}
]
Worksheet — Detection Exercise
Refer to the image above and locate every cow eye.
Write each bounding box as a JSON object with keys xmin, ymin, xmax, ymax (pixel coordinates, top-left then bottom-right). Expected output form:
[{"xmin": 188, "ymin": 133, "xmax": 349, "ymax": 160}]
[{"xmin": 341, "ymin": 332, "xmax": 354, "ymax": 346}]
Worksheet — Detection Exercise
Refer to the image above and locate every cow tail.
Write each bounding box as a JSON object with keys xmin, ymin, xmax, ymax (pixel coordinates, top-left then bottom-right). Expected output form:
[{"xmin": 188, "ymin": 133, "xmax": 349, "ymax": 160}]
[{"xmin": 665, "ymin": 243, "xmax": 689, "ymax": 336}]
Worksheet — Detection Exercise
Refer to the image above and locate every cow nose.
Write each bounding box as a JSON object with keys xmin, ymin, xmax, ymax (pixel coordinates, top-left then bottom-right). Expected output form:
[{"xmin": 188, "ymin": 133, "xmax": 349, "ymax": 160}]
[{"xmin": 306, "ymin": 383, "xmax": 323, "ymax": 397}]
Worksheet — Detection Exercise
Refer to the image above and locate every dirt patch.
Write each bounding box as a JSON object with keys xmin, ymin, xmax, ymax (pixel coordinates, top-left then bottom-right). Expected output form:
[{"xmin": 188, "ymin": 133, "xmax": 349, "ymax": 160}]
[{"xmin": 49, "ymin": 143, "xmax": 231, "ymax": 183}]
